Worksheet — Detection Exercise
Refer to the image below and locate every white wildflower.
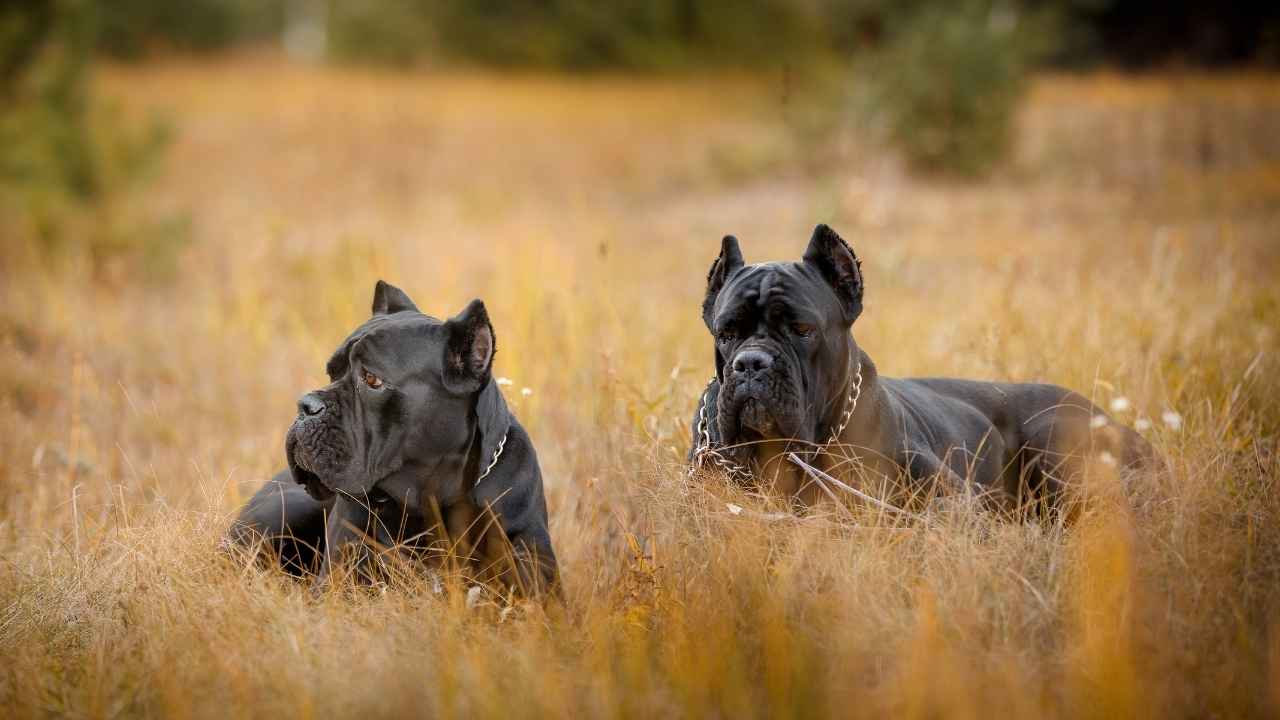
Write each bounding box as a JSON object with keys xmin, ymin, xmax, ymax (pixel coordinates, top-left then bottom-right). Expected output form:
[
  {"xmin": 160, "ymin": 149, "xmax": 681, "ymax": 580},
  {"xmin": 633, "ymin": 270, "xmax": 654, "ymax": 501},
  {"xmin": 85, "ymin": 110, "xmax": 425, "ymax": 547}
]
[
  {"xmin": 1134, "ymin": 417, "xmax": 1152, "ymax": 432},
  {"xmin": 1161, "ymin": 410, "xmax": 1183, "ymax": 431},
  {"xmin": 726, "ymin": 503, "xmax": 743, "ymax": 515},
  {"xmin": 521, "ymin": 387, "xmax": 533, "ymax": 397},
  {"xmin": 1098, "ymin": 451, "xmax": 1117, "ymax": 467},
  {"xmin": 465, "ymin": 585, "xmax": 483, "ymax": 610},
  {"xmin": 1109, "ymin": 397, "xmax": 1131, "ymax": 413},
  {"xmin": 496, "ymin": 377, "xmax": 514, "ymax": 386},
  {"xmin": 1090, "ymin": 415, "xmax": 1108, "ymax": 429}
]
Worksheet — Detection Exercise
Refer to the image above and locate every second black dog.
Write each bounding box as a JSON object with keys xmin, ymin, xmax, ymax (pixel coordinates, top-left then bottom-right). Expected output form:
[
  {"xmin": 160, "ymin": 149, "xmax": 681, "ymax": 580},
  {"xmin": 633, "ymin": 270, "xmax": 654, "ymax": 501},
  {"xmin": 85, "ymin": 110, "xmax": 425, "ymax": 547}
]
[
  {"xmin": 689, "ymin": 225, "xmax": 1152, "ymax": 512},
  {"xmin": 228, "ymin": 281, "xmax": 558, "ymax": 594}
]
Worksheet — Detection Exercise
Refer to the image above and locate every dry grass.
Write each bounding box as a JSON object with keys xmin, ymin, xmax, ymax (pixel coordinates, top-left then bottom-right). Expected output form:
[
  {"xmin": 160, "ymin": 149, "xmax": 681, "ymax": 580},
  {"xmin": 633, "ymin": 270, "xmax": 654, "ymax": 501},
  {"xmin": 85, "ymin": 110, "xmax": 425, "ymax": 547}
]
[{"xmin": 1, "ymin": 57, "xmax": 1278, "ymax": 718}]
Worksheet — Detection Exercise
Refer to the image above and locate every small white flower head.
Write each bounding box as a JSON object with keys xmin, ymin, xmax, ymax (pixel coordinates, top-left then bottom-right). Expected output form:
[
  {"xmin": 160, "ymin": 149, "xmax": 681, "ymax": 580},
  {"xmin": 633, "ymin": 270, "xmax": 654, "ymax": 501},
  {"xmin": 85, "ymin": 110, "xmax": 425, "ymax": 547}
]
[
  {"xmin": 496, "ymin": 377, "xmax": 514, "ymax": 386},
  {"xmin": 1134, "ymin": 417, "xmax": 1152, "ymax": 432},
  {"xmin": 1098, "ymin": 451, "xmax": 1117, "ymax": 467},
  {"xmin": 1090, "ymin": 415, "xmax": 1109, "ymax": 429},
  {"xmin": 1109, "ymin": 397, "xmax": 1131, "ymax": 413},
  {"xmin": 521, "ymin": 387, "xmax": 533, "ymax": 397},
  {"xmin": 465, "ymin": 585, "xmax": 483, "ymax": 610},
  {"xmin": 726, "ymin": 503, "xmax": 743, "ymax": 516},
  {"xmin": 1161, "ymin": 410, "xmax": 1183, "ymax": 431}
]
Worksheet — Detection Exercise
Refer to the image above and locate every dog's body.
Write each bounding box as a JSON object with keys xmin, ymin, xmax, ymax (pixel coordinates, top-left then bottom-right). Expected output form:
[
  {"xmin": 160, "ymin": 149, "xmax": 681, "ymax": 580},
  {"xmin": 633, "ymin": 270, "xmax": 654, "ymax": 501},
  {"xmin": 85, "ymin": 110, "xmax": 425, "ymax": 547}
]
[
  {"xmin": 689, "ymin": 225, "xmax": 1150, "ymax": 510},
  {"xmin": 228, "ymin": 282, "xmax": 558, "ymax": 593}
]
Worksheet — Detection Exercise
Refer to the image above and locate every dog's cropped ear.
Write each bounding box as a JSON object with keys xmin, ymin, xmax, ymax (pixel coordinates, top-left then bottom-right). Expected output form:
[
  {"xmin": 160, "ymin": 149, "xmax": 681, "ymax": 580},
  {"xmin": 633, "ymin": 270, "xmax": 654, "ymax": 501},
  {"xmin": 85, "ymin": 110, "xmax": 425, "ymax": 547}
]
[
  {"xmin": 371, "ymin": 280, "xmax": 420, "ymax": 316},
  {"xmin": 702, "ymin": 235, "xmax": 745, "ymax": 330},
  {"xmin": 443, "ymin": 299, "xmax": 495, "ymax": 394},
  {"xmin": 803, "ymin": 224, "xmax": 863, "ymax": 323}
]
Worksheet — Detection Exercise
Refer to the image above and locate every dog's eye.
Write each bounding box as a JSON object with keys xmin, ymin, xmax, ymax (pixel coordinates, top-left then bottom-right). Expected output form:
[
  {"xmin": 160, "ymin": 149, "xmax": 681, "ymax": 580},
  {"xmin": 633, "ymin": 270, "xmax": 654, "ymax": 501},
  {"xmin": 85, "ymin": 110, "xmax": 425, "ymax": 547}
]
[
  {"xmin": 361, "ymin": 370, "xmax": 384, "ymax": 389},
  {"xmin": 791, "ymin": 323, "xmax": 816, "ymax": 338},
  {"xmin": 717, "ymin": 323, "xmax": 736, "ymax": 343}
]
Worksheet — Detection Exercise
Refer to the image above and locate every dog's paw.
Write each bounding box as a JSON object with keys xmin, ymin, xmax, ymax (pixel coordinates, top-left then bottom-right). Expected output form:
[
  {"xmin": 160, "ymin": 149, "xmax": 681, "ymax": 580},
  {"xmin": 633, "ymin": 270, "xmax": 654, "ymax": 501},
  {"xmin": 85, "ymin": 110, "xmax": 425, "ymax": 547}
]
[{"xmin": 925, "ymin": 492, "xmax": 977, "ymax": 519}]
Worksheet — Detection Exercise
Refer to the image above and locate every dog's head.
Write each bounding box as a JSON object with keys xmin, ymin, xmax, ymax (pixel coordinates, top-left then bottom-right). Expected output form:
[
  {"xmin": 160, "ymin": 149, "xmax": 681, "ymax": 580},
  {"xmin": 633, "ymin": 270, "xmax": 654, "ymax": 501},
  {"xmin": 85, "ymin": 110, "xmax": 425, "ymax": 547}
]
[
  {"xmin": 702, "ymin": 224, "xmax": 863, "ymax": 453},
  {"xmin": 286, "ymin": 281, "xmax": 506, "ymax": 500}
]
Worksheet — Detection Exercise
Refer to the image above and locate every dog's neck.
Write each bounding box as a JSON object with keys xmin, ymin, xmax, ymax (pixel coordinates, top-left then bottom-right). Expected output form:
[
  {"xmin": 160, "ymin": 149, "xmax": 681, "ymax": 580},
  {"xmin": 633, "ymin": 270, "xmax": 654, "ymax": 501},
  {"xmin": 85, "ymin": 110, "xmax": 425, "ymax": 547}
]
[
  {"xmin": 814, "ymin": 339, "xmax": 862, "ymax": 437},
  {"xmin": 823, "ymin": 340, "xmax": 884, "ymax": 453},
  {"xmin": 749, "ymin": 340, "xmax": 877, "ymax": 501}
]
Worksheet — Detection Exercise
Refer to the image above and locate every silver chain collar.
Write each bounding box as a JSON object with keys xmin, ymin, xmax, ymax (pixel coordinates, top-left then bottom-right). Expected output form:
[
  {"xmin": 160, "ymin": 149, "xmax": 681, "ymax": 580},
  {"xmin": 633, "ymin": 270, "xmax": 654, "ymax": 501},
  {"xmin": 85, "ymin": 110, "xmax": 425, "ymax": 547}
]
[
  {"xmin": 687, "ymin": 393, "xmax": 752, "ymax": 481},
  {"xmin": 688, "ymin": 358, "xmax": 863, "ymax": 480},
  {"xmin": 475, "ymin": 429, "xmax": 508, "ymax": 485},
  {"xmin": 825, "ymin": 359, "xmax": 863, "ymax": 445}
]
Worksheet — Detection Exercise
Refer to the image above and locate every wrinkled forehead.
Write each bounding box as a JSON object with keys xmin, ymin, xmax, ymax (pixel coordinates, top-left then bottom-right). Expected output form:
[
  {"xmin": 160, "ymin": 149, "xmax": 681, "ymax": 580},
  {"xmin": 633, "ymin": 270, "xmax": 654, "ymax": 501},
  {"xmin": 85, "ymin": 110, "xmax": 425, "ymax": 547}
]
[
  {"xmin": 717, "ymin": 262, "xmax": 834, "ymax": 320},
  {"xmin": 325, "ymin": 313, "xmax": 443, "ymax": 378}
]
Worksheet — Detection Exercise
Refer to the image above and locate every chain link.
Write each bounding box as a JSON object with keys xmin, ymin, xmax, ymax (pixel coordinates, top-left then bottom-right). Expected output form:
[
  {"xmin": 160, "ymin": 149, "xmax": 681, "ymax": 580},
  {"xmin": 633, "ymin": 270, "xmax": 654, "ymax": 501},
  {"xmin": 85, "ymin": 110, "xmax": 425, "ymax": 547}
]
[
  {"xmin": 826, "ymin": 359, "xmax": 863, "ymax": 445},
  {"xmin": 475, "ymin": 430, "xmax": 509, "ymax": 484},
  {"xmin": 689, "ymin": 358, "xmax": 863, "ymax": 480},
  {"xmin": 687, "ymin": 381, "xmax": 750, "ymax": 480}
]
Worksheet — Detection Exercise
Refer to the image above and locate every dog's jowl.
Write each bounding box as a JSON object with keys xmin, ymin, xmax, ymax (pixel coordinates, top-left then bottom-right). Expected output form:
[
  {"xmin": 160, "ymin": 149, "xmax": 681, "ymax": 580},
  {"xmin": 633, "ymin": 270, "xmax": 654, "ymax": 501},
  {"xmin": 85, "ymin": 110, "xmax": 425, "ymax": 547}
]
[
  {"xmin": 689, "ymin": 224, "xmax": 1153, "ymax": 511},
  {"xmin": 228, "ymin": 281, "xmax": 558, "ymax": 594}
]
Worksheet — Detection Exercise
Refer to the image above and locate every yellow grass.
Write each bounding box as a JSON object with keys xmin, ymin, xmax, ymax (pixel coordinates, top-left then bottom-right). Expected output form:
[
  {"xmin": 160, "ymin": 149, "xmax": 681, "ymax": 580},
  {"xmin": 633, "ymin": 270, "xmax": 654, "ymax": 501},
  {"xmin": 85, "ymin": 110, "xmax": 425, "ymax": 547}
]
[{"xmin": 1, "ymin": 57, "xmax": 1278, "ymax": 717}]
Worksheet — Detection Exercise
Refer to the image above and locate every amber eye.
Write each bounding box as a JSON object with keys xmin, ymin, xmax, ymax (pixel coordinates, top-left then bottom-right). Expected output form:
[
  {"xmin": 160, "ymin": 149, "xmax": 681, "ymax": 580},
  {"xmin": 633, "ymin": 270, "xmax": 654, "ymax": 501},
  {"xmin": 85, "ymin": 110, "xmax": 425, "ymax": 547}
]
[
  {"xmin": 361, "ymin": 370, "xmax": 384, "ymax": 389},
  {"xmin": 791, "ymin": 323, "xmax": 816, "ymax": 338}
]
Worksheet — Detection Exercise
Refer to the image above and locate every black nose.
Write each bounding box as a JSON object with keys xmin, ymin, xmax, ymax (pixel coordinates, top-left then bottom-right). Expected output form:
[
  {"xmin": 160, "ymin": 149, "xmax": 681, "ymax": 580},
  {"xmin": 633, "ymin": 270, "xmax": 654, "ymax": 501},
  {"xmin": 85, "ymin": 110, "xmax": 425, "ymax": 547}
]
[
  {"xmin": 297, "ymin": 393, "xmax": 326, "ymax": 417},
  {"xmin": 732, "ymin": 350, "xmax": 773, "ymax": 375}
]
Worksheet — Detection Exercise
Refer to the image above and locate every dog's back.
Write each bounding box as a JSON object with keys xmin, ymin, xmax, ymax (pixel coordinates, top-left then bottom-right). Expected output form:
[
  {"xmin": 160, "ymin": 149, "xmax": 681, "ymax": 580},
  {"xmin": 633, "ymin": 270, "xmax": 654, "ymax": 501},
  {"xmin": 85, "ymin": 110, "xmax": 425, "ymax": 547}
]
[{"xmin": 893, "ymin": 376, "xmax": 1155, "ymax": 509}]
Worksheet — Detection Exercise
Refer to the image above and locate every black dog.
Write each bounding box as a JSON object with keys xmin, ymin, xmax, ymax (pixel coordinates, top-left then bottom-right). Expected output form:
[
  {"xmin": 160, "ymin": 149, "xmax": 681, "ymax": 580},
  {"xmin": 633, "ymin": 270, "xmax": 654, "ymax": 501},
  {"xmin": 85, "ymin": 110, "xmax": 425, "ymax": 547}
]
[
  {"xmin": 227, "ymin": 281, "xmax": 558, "ymax": 594},
  {"xmin": 689, "ymin": 224, "xmax": 1151, "ymax": 511}
]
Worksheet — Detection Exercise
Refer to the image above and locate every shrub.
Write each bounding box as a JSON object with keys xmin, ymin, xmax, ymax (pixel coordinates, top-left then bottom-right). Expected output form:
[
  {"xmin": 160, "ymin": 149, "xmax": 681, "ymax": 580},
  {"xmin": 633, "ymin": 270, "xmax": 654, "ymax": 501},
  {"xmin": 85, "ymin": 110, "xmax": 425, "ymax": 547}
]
[
  {"xmin": 326, "ymin": 0, "xmax": 843, "ymax": 70},
  {"xmin": 328, "ymin": 0, "xmax": 437, "ymax": 67},
  {"xmin": 857, "ymin": 0, "xmax": 1053, "ymax": 175},
  {"xmin": 97, "ymin": 0, "xmax": 278, "ymax": 59}
]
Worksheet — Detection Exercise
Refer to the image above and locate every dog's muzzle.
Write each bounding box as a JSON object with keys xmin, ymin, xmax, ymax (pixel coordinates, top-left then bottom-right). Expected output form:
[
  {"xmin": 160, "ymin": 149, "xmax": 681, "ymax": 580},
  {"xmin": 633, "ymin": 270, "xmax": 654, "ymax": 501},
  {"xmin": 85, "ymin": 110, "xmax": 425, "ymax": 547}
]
[
  {"xmin": 285, "ymin": 390, "xmax": 351, "ymax": 497},
  {"xmin": 730, "ymin": 349, "xmax": 775, "ymax": 433},
  {"xmin": 721, "ymin": 347, "xmax": 805, "ymax": 440}
]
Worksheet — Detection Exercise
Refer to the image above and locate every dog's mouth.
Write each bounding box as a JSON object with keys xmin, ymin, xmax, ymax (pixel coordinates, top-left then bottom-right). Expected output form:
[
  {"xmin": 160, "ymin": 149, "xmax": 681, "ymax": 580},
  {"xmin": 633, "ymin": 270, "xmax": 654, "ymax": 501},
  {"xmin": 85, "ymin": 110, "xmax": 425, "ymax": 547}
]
[
  {"xmin": 736, "ymin": 398, "xmax": 779, "ymax": 437},
  {"xmin": 719, "ymin": 377, "xmax": 810, "ymax": 450},
  {"xmin": 285, "ymin": 425, "xmax": 337, "ymax": 501},
  {"xmin": 287, "ymin": 458, "xmax": 333, "ymax": 502}
]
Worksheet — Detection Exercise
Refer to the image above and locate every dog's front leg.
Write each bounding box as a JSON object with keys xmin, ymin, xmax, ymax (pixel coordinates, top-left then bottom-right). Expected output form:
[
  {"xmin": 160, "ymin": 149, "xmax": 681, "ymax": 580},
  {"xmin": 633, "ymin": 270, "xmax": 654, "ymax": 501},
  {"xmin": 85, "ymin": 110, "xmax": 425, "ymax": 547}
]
[
  {"xmin": 316, "ymin": 495, "xmax": 391, "ymax": 587},
  {"xmin": 442, "ymin": 502, "xmax": 479, "ymax": 566},
  {"xmin": 473, "ymin": 512, "xmax": 560, "ymax": 599},
  {"xmin": 504, "ymin": 526, "xmax": 560, "ymax": 598},
  {"xmin": 904, "ymin": 448, "xmax": 969, "ymax": 499},
  {"xmin": 905, "ymin": 448, "xmax": 1008, "ymax": 513}
]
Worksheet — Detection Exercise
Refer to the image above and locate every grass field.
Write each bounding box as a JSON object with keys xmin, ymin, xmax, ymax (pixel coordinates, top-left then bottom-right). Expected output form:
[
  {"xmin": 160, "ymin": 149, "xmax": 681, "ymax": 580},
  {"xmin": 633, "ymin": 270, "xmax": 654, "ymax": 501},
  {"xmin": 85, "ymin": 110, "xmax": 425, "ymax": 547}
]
[{"xmin": 1, "ymin": 57, "xmax": 1278, "ymax": 717}]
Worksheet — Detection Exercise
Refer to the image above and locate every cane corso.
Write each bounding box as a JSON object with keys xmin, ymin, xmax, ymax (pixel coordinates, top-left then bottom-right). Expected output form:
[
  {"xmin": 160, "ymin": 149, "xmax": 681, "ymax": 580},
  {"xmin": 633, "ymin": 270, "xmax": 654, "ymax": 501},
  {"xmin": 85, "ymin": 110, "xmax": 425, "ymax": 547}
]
[
  {"xmin": 227, "ymin": 281, "xmax": 558, "ymax": 594},
  {"xmin": 688, "ymin": 224, "xmax": 1152, "ymax": 512}
]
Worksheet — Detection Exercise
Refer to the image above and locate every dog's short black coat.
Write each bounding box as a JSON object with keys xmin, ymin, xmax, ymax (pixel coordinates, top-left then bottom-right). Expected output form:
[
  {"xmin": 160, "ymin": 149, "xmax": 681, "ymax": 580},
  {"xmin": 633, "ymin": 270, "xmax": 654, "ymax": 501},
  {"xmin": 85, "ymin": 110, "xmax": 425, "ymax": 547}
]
[
  {"xmin": 690, "ymin": 224, "xmax": 1152, "ymax": 511},
  {"xmin": 227, "ymin": 281, "xmax": 558, "ymax": 594}
]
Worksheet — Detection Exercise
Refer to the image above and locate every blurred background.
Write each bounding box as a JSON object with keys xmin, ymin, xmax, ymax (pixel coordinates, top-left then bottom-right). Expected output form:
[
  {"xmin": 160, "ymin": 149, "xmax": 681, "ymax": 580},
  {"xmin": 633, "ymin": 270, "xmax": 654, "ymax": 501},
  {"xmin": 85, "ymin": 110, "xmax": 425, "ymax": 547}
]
[
  {"xmin": 3, "ymin": 0, "xmax": 1279, "ymax": 280},
  {"xmin": 3, "ymin": 0, "xmax": 1279, "ymax": 277}
]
